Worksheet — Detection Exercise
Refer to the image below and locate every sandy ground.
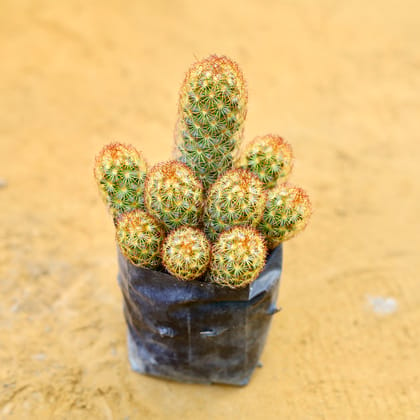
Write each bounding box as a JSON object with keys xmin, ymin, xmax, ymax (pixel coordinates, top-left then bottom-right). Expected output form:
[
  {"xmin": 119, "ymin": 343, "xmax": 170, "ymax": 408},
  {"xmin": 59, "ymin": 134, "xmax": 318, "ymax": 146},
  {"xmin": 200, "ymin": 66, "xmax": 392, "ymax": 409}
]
[{"xmin": 1, "ymin": 0, "xmax": 420, "ymax": 418}]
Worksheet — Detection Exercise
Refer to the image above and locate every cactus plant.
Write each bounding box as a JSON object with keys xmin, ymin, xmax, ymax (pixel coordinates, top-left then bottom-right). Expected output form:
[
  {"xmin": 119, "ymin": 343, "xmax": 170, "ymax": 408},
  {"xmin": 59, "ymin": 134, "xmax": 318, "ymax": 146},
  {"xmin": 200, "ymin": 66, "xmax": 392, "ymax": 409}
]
[
  {"xmin": 207, "ymin": 226, "xmax": 267, "ymax": 288},
  {"xmin": 203, "ymin": 168, "xmax": 267, "ymax": 241},
  {"xmin": 94, "ymin": 143, "xmax": 148, "ymax": 220},
  {"xmin": 175, "ymin": 55, "xmax": 248, "ymax": 190},
  {"xmin": 94, "ymin": 55, "xmax": 311, "ymax": 287},
  {"xmin": 238, "ymin": 134, "xmax": 293, "ymax": 189},
  {"xmin": 94, "ymin": 54, "xmax": 313, "ymax": 386},
  {"xmin": 161, "ymin": 227, "xmax": 211, "ymax": 281},
  {"xmin": 116, "ymin": 209, "xmax": 164, "ymax": 269},
  {"xmin": 258, "ymin": 184, "xmax": 312, "ymax": 249},
  {"xmin": 144, "ymin": 160, "xmax": 204, "ymax": 231}
]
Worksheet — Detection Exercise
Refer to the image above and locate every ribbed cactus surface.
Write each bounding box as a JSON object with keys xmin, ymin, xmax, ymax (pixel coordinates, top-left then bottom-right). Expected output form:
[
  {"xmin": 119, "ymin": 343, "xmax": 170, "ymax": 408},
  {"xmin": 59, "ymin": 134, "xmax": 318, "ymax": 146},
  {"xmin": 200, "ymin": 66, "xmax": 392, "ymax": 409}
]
[
  {"xmin": 207, "ymin": 226, "xmax": 267, "ymax": 288},
  {"xmin": 204, "ymin": 168, "xmax": 266, "ymax": 241},
  {"xmin": 161, "ymin": 227, "xmax": 211, "ymax": 281},
  {"xmin": 259, "ymin": 184, "xmax": 312, "ymax": 249},
  {"xmin": 144, "ymin": 160, "xmax": 204, "ymax": 231},
  {"xmin": 175, "ymin": 55, "xmax": 247, "ymax": 190},
  {"xmin": 238, "ymin": 134, "xmax": 293, "ymax": 189},
  {"xmin": 116, "ymin": 209, "xmax": 164, "ymax": 269},
  {"xmin": 94, "ymin": 143, "xmax": 147, "ymax": 220}
]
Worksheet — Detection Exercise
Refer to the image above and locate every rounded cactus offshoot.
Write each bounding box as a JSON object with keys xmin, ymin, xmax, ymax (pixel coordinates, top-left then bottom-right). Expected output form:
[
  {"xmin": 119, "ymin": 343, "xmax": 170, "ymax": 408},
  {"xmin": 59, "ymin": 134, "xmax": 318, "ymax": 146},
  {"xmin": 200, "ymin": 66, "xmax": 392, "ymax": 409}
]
[
  {"xmin": 116, "ymin": 209, "xmax": 164, "ymax": 269},
  {"xmin": 208, "ymin": 226, "xmax": 267, "ymax": 289},
  {"xmin": 144, "ymin": 160, "xmax": 204, "ymax": 231},
  {"xmin": 238, "ymin": 134, "xmax": 293, "ymax": 189},
  {"xmin": 161, "ymin": 227, "xmax": 211, "ymax": 281},
  {"xmin": 94, "ymin": 143, "xmax": 148, "ymax": 220},
  {"xmin": 204, "ymin": 168, "xmax": 266, "ymax": 241},
  {"xmin": 259, "ymin": 184, "xmax": 312, "ymax": 249}
]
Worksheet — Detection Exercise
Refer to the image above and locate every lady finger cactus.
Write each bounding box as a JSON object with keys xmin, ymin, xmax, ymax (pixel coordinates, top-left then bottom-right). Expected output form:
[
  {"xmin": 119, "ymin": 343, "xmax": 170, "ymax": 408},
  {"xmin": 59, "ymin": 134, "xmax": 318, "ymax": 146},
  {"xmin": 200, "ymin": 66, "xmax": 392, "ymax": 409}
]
[
  {"xmin": 238, "ymin": 135, "xmax": 293, "ymax": 189},
  {"xmin": 116, "ymin": 209, "xmax": 164, "ymax": 269},
  {"xmin": 144, "ymin": 160, "xmax": 204, "ymax": 231},
  {"xmin": 161, "ymin": 227, "xmax": 211, "ymax": 281},
  {"xmin": 204, "ymin": 168, "xmax": 266, "ymax": 241},
  {"xmin": 175, "ymin": 55, "xmax": 247, "ymax": 190},
  {"xmin": 94, "ymin": 143, "xmax": 148, "ymax": 220},
  {"xmin": 259, "ymin": 184, "xmax": 312, "ymax": 249},
  {"xmin": 208, "ymin": 226, "xmax": 267, "ymax": 288}
]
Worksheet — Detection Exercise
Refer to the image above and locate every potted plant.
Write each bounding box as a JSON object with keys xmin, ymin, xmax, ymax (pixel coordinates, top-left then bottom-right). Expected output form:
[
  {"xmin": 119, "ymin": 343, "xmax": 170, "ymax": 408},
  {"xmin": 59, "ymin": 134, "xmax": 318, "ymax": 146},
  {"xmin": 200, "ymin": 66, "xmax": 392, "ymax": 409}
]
[{"xmin": 93, "ymin": 55, "xmax": 311, "ymax": 386}]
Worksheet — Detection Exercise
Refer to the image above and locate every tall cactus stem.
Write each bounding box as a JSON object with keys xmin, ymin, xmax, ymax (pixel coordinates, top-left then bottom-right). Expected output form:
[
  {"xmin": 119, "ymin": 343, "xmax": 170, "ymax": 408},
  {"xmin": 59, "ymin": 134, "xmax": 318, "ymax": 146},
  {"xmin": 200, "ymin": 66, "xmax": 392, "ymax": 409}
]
[{"xmin": 175, "ymin": 55, "xmax": 248, "ymax": 190}]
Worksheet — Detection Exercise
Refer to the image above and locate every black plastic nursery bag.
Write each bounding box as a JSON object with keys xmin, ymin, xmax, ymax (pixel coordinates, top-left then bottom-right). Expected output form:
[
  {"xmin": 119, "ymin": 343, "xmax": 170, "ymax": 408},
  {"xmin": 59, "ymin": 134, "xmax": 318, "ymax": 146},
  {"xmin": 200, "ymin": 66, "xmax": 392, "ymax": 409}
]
[{"xmin": 117, "ymin": 244, "xmax": 283, "ymax": 386}]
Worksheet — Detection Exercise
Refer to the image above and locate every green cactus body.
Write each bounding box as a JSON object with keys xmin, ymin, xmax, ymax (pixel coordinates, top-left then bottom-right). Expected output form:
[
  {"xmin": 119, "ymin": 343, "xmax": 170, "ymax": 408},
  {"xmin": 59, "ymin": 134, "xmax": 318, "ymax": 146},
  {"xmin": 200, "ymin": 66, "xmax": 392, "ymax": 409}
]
[
  {"xmin": 175, "ymin": 55, "xmax": 248, "ymax": 190},
  {"xmin": 204, "ymin": 168, "xmax": 267, "ymax": 241},
  {"xmin": 161, "ymin": 227, "xmax": 211, "ymax": 281},
  {"xmin": 144, "ymin": 160, "xmax": 204, "ymax": 231},
  {"xmin": 94, "ymin": 143, "xmax": 148, "ymax": 220},
  {"xmin": 207, "ymin": 226, "xmax": 267, "ymax": 288},
  {"xmin": 116, "ymin": 209, "xmax": 164, "ymax": 269},
  {"xmin": 259, "ymin": 184, "xmax": 312, "ymax": 249},
  {"xmin": 238, "ymin": 134, "xmax": 293, "ymax": 189}
]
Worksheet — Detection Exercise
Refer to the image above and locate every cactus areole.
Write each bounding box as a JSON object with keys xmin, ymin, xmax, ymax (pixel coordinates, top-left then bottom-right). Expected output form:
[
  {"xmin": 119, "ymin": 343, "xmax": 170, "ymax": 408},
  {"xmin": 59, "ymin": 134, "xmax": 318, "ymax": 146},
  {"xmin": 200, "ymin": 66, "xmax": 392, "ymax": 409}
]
[{"xmin": 94, "ymin": 54, "xmax": 311, "ymax": 386}]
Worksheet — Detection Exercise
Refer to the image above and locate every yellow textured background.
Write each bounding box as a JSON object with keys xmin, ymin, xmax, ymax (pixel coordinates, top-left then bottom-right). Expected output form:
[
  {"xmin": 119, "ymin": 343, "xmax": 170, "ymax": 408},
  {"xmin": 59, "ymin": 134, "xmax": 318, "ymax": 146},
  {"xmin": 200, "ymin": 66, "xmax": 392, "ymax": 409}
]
[{"xmin": 1, "ymin": 0, "xmax": 419, "ymax": 418}]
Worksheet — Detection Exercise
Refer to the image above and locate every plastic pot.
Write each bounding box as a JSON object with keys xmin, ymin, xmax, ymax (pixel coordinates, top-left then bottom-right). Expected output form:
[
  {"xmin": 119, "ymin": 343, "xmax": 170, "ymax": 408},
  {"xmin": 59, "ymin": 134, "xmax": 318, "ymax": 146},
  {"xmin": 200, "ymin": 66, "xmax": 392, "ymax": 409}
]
[{"xmin": 117, "ymin": 244, "xmax": 283, "ymax": 386}]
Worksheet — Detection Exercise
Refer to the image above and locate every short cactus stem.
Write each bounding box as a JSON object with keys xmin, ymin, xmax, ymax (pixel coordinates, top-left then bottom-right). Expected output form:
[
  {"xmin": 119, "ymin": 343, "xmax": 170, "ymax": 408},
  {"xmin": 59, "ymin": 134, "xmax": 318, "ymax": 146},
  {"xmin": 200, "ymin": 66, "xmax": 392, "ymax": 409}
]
[
  {"xmin": 161, "ymin": 227, "xmax": 211, "ymax": 281},
  {"xmin": 238, "ymin": 134, "xmax": 293, "ymax": 189},
  {"xmin": 258, "ymin": 184, "xmax": 312, "ymax": 249},
  {"xmin": 175, "ymin": 55, "xmax": 248, "ymax": 190},
  {"xmin": 203, "ymin": 168, "xmax": 267, "ymax": 241},
  {"xmin": 207, "ymin": 226, "xmax": 267, "ymax": 289},
  {"xmin": 94, "ymin": 143, "xmax": 148, "ymax": 220},
  {"xmin": 144, "ymin": 160, "xmax": 204, "ymax": 231},
  {"xmin": 116, "ymin": 210, "xmax": 164, "ymax": 269}
]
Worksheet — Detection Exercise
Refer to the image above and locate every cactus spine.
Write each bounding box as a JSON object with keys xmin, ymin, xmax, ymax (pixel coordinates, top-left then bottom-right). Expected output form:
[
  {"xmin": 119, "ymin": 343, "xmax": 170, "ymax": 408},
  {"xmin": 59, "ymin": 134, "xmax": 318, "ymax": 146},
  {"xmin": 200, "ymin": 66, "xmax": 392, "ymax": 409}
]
[
  {"xmin": 161, "ymin": 227, "xmax": 211, "ymax": 281},
  {"xmin": 204, "ymin": 168, "xmax": 267, "ymax": 241},
  {"xmin": 238, "ymin": 135, "xmax": 293, "ymax": 189},
  {"xmin": 94, "ymin": 143, "xmax": 148, "ymax": 220},
  {"xmin": 175, "ymin": 55, "xmax": 247, "ymax": 190},
  {"xmin": 144, "ymin": 160, "xmax": 204, "ymax": 231},
  {"xmin": 208, "ymin": 226, "xmax": 267, "ymax": 288},
  {"xmin": 116, "ymin": 209, "xmax": 164, "ymax": 269},
  {"xmin": 258, "ymin": 184, "xmax": 312, "ymax": 249}
]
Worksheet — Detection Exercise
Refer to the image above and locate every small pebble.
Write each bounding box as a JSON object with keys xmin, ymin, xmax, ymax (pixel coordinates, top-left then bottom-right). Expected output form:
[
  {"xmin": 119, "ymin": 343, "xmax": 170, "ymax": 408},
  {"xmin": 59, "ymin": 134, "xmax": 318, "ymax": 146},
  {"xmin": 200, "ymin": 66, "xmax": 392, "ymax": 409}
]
[
  {"xmin": 2, "ymin": 403, "xmax": 13, "ymax": 415},
  {"xmin": 0, "ymin": 178, "xmax": 7, "ymax": 188},
  {"xmin": 367, "ymin": 295, "xmax": 398, "ymax": 315},
  {"xmin": 11, "ymin": 302, "xmax": 20, "ymax": 313}
]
